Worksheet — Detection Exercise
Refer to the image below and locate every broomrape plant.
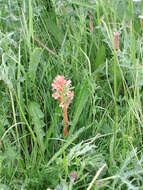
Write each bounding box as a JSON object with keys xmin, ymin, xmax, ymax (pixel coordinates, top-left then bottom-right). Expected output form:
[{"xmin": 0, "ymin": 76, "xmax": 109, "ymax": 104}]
[{"xmin": 52, "ymin": 75, "xmax": 74, "ymax": 136}]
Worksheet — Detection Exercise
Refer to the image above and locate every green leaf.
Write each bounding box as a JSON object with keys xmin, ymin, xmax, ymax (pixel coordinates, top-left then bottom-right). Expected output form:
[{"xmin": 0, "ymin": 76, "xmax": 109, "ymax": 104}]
[
  {"xmin": 29, "ymin": 102, "xmax": 45, "ymax": 154},
  {"xmin": 29, "ymin": 48, "xmax": 42, "ymax": 82},
  {"xmin": 71, "ymin": 1, "xmax": 96, "ymax": 9},
  {"xmin": 56, "ymin": 181, "xmax": 68, "ymax": 190},
  {"xmin": 46, "ymin": 12, "xmax": 64, "ymax": 45},
  {"xmin": 46, "ymin": 126, "xmax": 91, "ymax": 167},
  {"xmin": 68, "ymin": 80, "xmax": 89, "ymax": 136},
  {"xmin": 95, "ymin": 45, "xmax": 105, "ymax": 70},
  {"xmin": 0, "ymin": 184, "xmax": 10, "ymax": 190}
]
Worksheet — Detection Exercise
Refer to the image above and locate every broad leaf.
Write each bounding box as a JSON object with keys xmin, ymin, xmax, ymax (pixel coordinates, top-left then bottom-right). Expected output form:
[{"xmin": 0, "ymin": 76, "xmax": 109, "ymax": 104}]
[
  {"xmin": 29, "ymin": 102, "xmax": 45, "ymax": 154},
  {"xmin": 68, "ymin": 80, "xmax": 89, "ymax": 136},
  {"xmin": 29, "ymin": 48, "xmax": 42, "ymax": 82}
]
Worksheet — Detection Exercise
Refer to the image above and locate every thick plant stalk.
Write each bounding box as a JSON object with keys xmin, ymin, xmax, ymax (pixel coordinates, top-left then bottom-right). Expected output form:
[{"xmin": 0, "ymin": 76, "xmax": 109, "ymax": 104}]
[{"xmin": 64, "ymin": 104, "xmax": 68, "ymax": 136}]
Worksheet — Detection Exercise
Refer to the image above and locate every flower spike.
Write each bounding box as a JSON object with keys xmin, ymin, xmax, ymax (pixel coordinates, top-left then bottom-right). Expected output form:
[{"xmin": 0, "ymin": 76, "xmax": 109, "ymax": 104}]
[{"xmin": 52, "ymin": 75, "xmax": 74, "ymax": 136}]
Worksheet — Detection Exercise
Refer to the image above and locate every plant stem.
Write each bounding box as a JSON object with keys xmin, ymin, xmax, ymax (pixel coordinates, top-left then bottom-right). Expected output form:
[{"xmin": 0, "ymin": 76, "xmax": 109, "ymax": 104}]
[{"xmin": 64, "ymin": 105, "xmax": 68, "ymax": 136}]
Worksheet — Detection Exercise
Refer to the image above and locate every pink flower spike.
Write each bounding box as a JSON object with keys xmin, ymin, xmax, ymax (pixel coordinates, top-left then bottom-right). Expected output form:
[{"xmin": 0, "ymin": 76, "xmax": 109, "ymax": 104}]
[
  {"xmin": 51, "ymin": 75, "xmax": 74, "ymax": 136},
  {"xmin": 52, "ymin": 75, "xmax": 67, "ymax": 91}
]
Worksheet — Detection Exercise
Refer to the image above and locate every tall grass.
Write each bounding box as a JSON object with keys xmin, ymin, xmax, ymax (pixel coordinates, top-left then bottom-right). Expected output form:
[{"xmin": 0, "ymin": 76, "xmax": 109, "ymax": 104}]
[{"xmin": 0, "ymin": 0, "xmax": 143, "ymax": 189}]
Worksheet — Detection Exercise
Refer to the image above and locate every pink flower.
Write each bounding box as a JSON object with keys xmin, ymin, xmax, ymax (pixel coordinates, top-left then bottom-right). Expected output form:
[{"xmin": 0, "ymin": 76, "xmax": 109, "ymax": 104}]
[
  {"xmin": 51, "ymin": 75, "xmax": 74, "ymax": 136},
  {"xmin": 52, "ymin": 75, "xmax": 71, "ymax": 92},
  {"xmin": 52, "ymin": 75, "xmax": 74, "ymax": 107},
  {"xmin": 52, "ymin": 92, "xmax": 60, "ymax": 99},
  {"xmin": 69, "ymin": 171, "xmax": 78, "ymax": 182}
]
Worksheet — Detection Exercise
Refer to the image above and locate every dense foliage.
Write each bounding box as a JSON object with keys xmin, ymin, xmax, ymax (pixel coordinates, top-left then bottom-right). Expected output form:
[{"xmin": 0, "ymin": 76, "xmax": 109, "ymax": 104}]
[{"xmin": 0, "ymin": 0, "xmax": 143, "ymax": 189}]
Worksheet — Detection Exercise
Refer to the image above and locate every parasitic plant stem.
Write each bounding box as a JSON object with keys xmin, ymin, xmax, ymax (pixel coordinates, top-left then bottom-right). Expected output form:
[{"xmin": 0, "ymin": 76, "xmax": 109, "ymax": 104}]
[{"xmin": 52, "ymin": 75, "xmax": 74, "ymax": 136}]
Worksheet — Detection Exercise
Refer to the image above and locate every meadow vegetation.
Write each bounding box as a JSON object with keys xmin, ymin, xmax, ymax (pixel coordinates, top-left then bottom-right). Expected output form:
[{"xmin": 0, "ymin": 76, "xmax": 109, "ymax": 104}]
[{"xmin": 0, "ymin": 0, "xmax": 143, "ymax": 189}]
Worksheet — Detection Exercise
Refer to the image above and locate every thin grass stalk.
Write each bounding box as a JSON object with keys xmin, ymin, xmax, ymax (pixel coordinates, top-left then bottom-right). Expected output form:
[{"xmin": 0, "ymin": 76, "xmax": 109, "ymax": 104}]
[
  {"xmin": 9, "ymin": 89, "xmax": 20, "ymax": 146},
  {"xmin": 96, "ymin": 1, "xmax": 101, "ymax": 47},
  {"xmin": 87, "ymin": 164, "xmax": 106, "ymax": 190},
  {"xmin": 29, "ymin": 0, "xmax": 34, "ymax": 48},
  {"xmin": 130, "ymin": 19, "xmax": 140, "ymax": 137},
  {"xmin": 11, "ymin": 87, "xmax": 37, "ymax": 146},
  {"xmin": 113, "ymin": 40, "xmax": 119, "ymax": 152},
  {"xmin": 112, "ymin": 0, "xmax": 119, "ymax": 151}
]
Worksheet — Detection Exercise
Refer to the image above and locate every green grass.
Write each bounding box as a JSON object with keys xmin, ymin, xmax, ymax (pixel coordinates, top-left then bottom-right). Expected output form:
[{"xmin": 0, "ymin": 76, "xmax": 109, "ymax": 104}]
[{"xmin": 0, "ymin": 0, "xmax": 143, "ymax": 189}]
